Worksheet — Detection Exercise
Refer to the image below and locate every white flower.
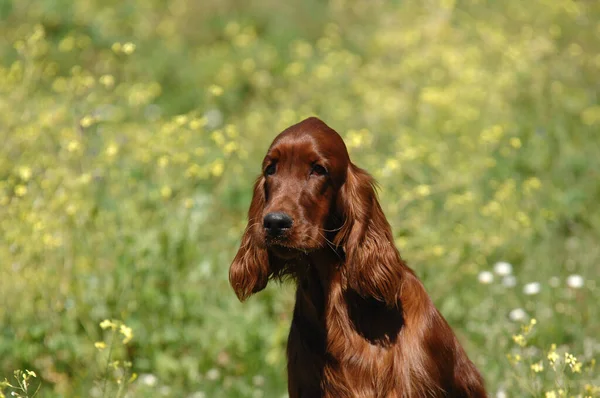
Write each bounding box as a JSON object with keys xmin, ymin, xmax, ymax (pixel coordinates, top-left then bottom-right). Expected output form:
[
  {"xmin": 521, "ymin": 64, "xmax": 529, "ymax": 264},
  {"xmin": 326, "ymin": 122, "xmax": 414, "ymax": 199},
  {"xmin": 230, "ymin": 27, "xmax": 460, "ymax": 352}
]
[
  {"xmin": 253, "ymin": 390, "xmax": 264, "ymax": 398},
  {"xmin": 253, "ymin": 375, "xmax": 265, "ymax": 386},
  {"xmin": 204, "ymin": 108, "xmax": 223, "ymax": 129},
  {"xmin": 140, "ymin": 373, "xmax": 158, "ymax": 387},
  {"xmin": 566, "ymin": 274, "xmax": 584, "ymax": 289},
  {"xmin": 509, "ymin": 308, "xmax": 527, "ymax": 321},
  {"xmin": 478, "ymin": 271, "xmax": 494, "ymax": 284},
  {"xmin": 502, "ymin": 275, "xmax": 516, "ymax": 288},
  {"xmin": 523, "ymin": 282, "xmax": 541, "ymax": 295},
  {"xmin": 206, "ymin": 368, "xmax": 220, "ymax": 381},
  {"xmin": 493, "ymin": 261, "xmax": 513, "ymax": 276},
  {"xmin": 496, "ymin": 388, "xmax": 508, "ymax": 398}
]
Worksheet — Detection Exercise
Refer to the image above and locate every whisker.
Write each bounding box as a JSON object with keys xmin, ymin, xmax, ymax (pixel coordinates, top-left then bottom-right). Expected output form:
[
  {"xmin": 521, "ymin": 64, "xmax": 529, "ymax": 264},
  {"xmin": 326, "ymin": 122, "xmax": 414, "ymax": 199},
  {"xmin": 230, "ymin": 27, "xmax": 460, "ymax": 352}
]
[
  {"xmin": 316, "ymin": 231, "xmax": 343, "ymax": 261},
  {"xmin": 320, "ymin": 225, "xmax": 344, "ymax": 233},
  {"xmin": 316, "ymin": 231, "xmax": 338, "ymax": 248}
]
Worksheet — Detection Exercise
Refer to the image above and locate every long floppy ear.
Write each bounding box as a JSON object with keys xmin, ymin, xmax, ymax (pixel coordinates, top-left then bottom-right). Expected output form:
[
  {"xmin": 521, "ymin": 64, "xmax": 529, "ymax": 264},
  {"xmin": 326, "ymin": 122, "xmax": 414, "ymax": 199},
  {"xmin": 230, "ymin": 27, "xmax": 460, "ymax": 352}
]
[
  {"xmin": 229, "ymin": 177, "xmax": 271, "ymax": 301},
  {"xmin": 334, "ymin": 164, "xmax": 404, "ymax": 306}
]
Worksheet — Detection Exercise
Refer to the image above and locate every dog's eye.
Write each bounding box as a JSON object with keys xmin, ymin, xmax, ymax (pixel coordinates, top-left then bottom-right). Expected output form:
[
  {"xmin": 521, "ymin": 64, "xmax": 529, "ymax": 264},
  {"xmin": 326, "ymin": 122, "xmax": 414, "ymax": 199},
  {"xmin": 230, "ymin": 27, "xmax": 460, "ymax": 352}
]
[
  {"xmin": 265, "ymin": 163, "xmax": 276, "ymax": 176},
  {"xmin": 311, "ymin": 164, "xmax": 327, "ymax": 176}
]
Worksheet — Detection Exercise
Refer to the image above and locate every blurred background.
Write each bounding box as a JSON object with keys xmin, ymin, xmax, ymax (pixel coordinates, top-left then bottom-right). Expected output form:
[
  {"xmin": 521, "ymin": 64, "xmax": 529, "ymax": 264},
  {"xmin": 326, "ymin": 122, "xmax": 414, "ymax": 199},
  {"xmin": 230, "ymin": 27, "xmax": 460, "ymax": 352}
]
[{"xmin": 1, "ymin": 0, "xmax": 600, "ymax": 396}]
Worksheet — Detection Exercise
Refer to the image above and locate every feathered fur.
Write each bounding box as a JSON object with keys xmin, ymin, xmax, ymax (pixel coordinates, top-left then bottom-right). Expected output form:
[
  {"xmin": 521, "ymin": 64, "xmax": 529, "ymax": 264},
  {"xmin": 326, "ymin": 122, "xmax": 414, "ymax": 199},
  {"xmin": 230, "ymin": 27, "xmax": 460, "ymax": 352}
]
[{"xmin": 229, "ymin": 117, "xmax": 486, "ymax": 397}]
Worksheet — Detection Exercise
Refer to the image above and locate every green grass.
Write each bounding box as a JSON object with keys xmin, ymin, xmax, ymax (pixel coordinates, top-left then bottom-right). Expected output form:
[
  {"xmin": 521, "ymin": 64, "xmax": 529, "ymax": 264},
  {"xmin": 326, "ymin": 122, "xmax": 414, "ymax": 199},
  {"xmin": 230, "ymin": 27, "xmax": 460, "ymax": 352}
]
[{"xmin": 1, "ymin": 0, "xmax": 600, "ymax": 396}]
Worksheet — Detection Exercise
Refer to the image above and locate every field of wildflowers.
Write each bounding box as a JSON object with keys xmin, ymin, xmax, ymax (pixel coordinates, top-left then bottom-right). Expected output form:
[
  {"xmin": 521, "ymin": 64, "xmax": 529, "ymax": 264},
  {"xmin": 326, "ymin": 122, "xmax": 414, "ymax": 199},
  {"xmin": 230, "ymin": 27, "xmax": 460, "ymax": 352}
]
[{"xmin": 1, "ymin": 0, "xmax": 600, "ymax": 396}]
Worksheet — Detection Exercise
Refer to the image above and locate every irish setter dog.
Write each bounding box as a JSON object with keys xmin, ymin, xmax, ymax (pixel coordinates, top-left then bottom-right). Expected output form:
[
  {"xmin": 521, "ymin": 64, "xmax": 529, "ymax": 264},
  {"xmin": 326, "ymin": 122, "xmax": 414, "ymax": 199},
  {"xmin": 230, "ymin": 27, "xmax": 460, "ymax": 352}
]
[{"xmin": 229, "ymin": 117, "xmax": 486, "ymax": 397}]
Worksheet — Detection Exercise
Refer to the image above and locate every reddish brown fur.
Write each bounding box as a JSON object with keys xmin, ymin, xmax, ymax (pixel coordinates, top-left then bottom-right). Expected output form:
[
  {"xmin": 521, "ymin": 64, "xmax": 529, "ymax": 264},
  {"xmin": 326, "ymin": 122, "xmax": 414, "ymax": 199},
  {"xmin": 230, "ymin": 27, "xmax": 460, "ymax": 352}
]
[{"xmin": 229, "ymin": 117, "xmax": 487, "ymax": 397}]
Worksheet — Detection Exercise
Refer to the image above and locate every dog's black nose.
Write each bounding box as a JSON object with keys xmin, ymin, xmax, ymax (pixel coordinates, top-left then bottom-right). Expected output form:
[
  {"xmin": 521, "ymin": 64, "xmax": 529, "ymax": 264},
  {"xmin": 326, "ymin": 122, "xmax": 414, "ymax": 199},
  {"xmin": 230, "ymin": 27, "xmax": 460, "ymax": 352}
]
[{"xmin": 263, "ymin": 212, "xmax": 293, "ymax": 236}]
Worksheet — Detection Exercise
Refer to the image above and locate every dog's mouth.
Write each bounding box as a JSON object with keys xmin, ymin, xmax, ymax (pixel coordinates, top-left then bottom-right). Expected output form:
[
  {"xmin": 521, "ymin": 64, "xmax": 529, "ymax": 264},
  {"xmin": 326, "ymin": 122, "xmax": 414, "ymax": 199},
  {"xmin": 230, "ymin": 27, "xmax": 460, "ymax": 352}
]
[
  {"xmin": 265, "ymin": 235, "xmax": 309, "ymax": 259},
  {"xmin": 268, "ymin": 243, "xmax": 302, "ymax": 260},
  {"xmin": 264, "ymin": 232, "xmax": 290, "ymax": 245}
]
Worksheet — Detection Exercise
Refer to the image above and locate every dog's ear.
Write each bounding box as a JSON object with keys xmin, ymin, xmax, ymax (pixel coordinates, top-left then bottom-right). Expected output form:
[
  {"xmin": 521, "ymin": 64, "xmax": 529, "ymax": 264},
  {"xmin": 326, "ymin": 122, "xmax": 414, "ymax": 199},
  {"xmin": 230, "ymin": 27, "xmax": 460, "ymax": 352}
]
[
  {"xmin": 334, "ymin": 164, "xmax": 404, "ymax": 305},
  {"xmin": 229, "ymin": 177, "xmax": 271, "ymax": 301}
]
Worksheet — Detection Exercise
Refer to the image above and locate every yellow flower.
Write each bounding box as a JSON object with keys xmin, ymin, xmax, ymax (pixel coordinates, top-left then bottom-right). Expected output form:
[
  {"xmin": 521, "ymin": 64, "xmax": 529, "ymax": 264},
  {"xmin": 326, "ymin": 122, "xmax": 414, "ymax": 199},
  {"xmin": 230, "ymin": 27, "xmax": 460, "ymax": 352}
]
[
  {"xmin": 564, "ymin": 352, "xmax": 582, "ymax": 372},
  {"xmin": 210, "ymin": 160, "xmax": 224, "ymax": 177},
  {"xmin": 158, "ymin": 156, "xmax": 169, "ymax": 168},
  {"xmin": 100, "ymin": 74, "xmax": 115, "ymax": 88},
  {"xmin": 59, "ymin": 36, "xmax": 75, "ymax": 52},
  {"xmin": 106, "ymin": 143, "xmax": 118, "ymax": 157},
  {"xmin": 66, "ymin": 204, "xmax": 77, "ymax": 216},
  {"xmin": 18, "ymin": 167, "xmax": 32, "ymax": 181},
  {"xmin": 509, "ymin": 137, "xmax": 522, "ymax": 148},
  {"xmin": 224, "ymin": 22, "xmax": 240, "ymax": 38},
  {"xmin": 160, "ymin": 186, "xmax": 172, "ymax": 199},
  {"xmin": 416, "ymin": 185, "xmax": 431, "ymax": 197},
  {"xmin": 345, "ymin": 129, "xmax": 369, "ymax": 149},
  {"xmin": 441, "ymin": 0, "xmax": 456, "ymax": 10},
  {"xmin": 293, "ymin": 40, "xmax": 313, "ymax": 58},
  {"xmin": 521, "ymin": 317, "xmax": 537, "ymax": 334},
  {"xmin": 531, "ymin": 361, "xmax": 544, "ymax": 373},
  {"xmin": 285, "ymin": 62, "xmax": 304, "ymax": 77},
  {"xmin": 432, "ymin": 245, "xmax": 445, "ymax": 256},
  {"xmin": 225, "ymin": 124, "xmax": 238, "ymax": 138},
  {"xmin": 208, "ymin": 84, "xmax": 223, "ymax": 96},
  {"xmin": 100, "ymin": 319, "xmax": 116, "ymax": 330},
  {"xmin": 223, "ymin": 141, "xmax": 238, "ymax": 154},
  {"xmin": 512, "ymin": 334, "xmax": 526, "ymax": 347},
  {"xmin": 385, "ymin": 158, "xmax": 399, "ymax": 171},
  {"xmin": 67, "ymin": 140, "xmax": 81, "ymax": 152},
  {"xmin": 79, "ymin": 173, "xmax": 92, "ymax": 185},
  {"xmin": 94, "ymin": 341, "xmax": 106, "ymax": 350},
  {"xmin": 80, "ymin": 116, "xmax": 95, "ymax": 128},
  {"xmin": 119, "ymin": 324, "xmax": 134, "ymax": 344},
  {"xmin": 585, "ymin": 383, "xmax": 600, "ymax": 394},
  {"xmin": 315, "ymin": 65, "xmax": 333, "ymax": 80},
  {"xmin": 545, "ymin": 391, "xmax": 556, "ymax": 398},
  {"xmin": 15, "ymin": 185, "xmax": 28, "ymax": 197},
  {"xmin": 211, "ymin": 130, "xmax": 225, "ymax": 146},
  {"xmin": 122, "ymin": 42, "xmax": 136, "ymax": 55},
  {"xmin": 524, "ymin": 177, "xmax": 541, "ymax": 191},
  {"xmin": 547, "ymin": 345, "xmax": 559, "ymax": 364},
  {"xmin": 581, "ymin": 106, "xmax": 600, "ymax": 126},
  {"xmin": 128, "ymin": 373, "xmax": 138, "ymax": 383},
  {"xmin": 174, "ymin": 115, "xmax": 188, "ymax": 125},
  {"xmin": 185, "ymin": 164, "xmax": 202, "ymax": 179},
  {"xmin": 565, "ymin": 352, "xmax": 576, "ymax": 365},
  {"xmin": 189, "ymin": 118, "xmax": 206, "ymax": 130}
]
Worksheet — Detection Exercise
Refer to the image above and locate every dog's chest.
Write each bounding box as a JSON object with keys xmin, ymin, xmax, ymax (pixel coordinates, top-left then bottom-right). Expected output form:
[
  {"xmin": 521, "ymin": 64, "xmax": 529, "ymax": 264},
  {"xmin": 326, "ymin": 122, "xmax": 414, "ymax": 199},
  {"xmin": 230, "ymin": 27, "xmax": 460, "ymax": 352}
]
[{"xmin": 299, "ymin": 276, "xmax": 407, "ymax": 391}]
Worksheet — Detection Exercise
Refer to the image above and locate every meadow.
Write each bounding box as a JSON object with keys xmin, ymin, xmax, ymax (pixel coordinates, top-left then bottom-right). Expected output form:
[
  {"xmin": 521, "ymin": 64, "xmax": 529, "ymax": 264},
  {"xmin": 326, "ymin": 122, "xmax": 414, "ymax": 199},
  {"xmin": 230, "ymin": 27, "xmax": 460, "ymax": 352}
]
[{"xmin": 1, "ymin": 0, "xmax": 599, "ymax": 396}]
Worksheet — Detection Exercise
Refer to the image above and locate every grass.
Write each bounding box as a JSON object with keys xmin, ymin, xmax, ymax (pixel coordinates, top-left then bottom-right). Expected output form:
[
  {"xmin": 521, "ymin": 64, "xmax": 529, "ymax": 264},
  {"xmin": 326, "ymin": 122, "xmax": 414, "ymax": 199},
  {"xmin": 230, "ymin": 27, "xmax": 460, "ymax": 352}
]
[{"xmin": 1, "ymin": 0, "xmax": 600, "ymax": 396}]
